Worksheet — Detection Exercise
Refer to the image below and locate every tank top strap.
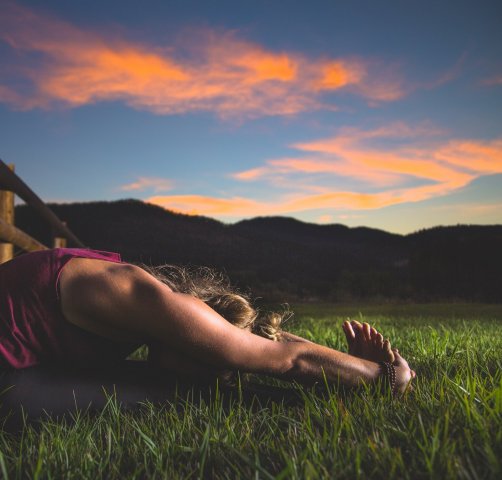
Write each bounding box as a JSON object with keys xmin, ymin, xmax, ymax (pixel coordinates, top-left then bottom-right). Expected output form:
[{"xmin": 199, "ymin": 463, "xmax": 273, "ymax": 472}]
[{"xmin": 55, "ymin": 248, "xmax": 122, "ymax": 263}]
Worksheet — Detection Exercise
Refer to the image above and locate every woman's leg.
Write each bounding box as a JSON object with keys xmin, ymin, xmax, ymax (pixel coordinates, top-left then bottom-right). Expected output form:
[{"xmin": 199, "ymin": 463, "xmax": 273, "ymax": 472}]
[
  {"xmin": 0, "ymin": 362, "xmax": 169, "ymax": 431},
  {"xmin": 0, "ymin": 362, "xmax": 300, "ymax": 432},
  {"xmin": 0, "ymin": 362, "xmax": 175, "ymax": 418}
]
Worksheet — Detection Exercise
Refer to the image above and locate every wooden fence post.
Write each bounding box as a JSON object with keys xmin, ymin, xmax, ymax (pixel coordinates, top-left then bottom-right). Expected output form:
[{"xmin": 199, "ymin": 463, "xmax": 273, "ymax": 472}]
[
  {"xmin": 0, "ymin": 219, "xmax": 48, "ymax": 252},
  {"xmin": 53, "ymin": 221, "xmax": 67, "ymax": 248},
  {"xmin": 0, "ymin": 164, "xmax": 15, "ymax": 264}
]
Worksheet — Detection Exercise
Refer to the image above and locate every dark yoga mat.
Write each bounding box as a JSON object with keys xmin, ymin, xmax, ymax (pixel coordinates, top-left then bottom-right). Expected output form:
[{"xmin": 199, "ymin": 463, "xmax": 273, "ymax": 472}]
[{"xmin": 0, "ymin": 361, "xmax": 302, "ymax": 432}]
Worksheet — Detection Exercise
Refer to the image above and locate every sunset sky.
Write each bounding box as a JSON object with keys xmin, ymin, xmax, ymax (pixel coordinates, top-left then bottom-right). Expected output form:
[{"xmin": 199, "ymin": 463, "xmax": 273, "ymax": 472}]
[{"xmin": 1, "ymin": 0, "xmax": 501, "ymax": 234}]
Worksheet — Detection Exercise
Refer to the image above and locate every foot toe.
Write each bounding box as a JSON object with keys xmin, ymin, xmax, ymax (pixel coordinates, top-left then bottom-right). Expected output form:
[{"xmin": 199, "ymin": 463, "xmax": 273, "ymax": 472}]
[
  {"xmin": 363, "ymin": 323, "xmax": 371, "ymax": 341},
  {"xmin": 383, "ymin": 339, "xmax": 395, "ymax": 362},
  {"xmin": 342, "ymin": 320, "xmax": 355, "ymax": 343},
  {"xmin": 370, "ymin": 326, "xmax": 377, "ymax": 339},
  {"xmin": 351, "ymin": 321, "xmax": 363, "ymax": 339}
]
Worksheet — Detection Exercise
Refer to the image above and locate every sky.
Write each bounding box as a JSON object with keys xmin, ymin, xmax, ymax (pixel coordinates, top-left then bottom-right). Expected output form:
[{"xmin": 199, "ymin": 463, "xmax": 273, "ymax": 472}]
[{"xmin": 0, "ymin": 0, "xmax": 501, "ymax": 234}]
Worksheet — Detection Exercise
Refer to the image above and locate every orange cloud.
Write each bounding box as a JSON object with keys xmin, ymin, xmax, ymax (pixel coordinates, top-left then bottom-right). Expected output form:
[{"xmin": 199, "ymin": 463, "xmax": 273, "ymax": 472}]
[
  {"xmin": 150, "ymin": 125, "xmax": 502, "ymax": 218},
  {"xmin": 316, "ymin": 59, "xmax": 408, "ymax": 102},
  {"xmin": 434, "ymin": 139, "xmax": 502, "ymax": 172},
  {"xmin": 147, "ymin": 189, "xmax": 406, "ymax": 217},
  {"xmin": 315, "ymin": 60, "xmax": 365, "ymax": 89},
  {"xmin": 236, "ymin": 123, "xmax": 498, "ymax": 195},
  {"xmin": 263, "ymin": 157, "xmax": 403, "ymax": 187},
  {"xmin": 147, "ymin": 195, "xmax": 265, "ymax": 216},
  {"xmin": 0, "ymin": 2, "xmax": 409, "ymax": 117},
  {"xmin": 120, "ymin": 177, "xmax": 174, "ymax": 193},
  {"xmin": 232, "ymin": 166, "xmax": 272, "ymax": 181}
]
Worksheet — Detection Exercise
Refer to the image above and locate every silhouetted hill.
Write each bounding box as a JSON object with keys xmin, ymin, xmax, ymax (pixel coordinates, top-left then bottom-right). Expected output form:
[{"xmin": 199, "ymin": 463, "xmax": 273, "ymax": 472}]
[
  {"xmin": 14, "ymin": 200, "xmax": 502, "ymax": 302},
  {"xmin": 407, "ymin": 225, "xmax": 502, "ymax": 302}
]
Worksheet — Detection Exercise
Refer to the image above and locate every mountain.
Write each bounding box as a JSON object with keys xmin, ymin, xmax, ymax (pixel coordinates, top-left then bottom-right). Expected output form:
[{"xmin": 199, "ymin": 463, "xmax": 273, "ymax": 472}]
[{"xmin": 14, "ymin": 199, "xmax": 502, "ymax": 302}]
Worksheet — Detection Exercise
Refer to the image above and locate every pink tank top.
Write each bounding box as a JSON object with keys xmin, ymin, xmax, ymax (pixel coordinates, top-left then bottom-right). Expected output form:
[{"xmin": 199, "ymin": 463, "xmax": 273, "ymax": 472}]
[{"xmin": 0, "ymin": 248, "xmax": 141, "ymax": 369}]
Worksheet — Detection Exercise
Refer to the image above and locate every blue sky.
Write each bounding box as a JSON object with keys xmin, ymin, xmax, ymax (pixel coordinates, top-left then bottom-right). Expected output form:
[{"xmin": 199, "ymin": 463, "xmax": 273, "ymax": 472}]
[{"xmin": 0, "ymin": 0, "xmax": 501, "ymax": 233}]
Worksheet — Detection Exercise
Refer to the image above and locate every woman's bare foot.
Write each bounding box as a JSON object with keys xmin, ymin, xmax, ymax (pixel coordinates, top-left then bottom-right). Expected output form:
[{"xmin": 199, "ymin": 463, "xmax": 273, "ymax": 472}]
[
  {"xmin": 392, "ymin": 348, "xmax": 416, "ymax": 394},
  {"xmin": 342, "ymin": 320, "xmax": 395, "ymax": 363}
]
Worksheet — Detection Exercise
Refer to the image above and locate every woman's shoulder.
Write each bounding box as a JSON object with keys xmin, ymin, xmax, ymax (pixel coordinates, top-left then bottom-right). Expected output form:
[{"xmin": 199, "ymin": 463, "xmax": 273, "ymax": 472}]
[{"xmin": 60, "ymin": 255, "xmax": 146, "ymax": 287}]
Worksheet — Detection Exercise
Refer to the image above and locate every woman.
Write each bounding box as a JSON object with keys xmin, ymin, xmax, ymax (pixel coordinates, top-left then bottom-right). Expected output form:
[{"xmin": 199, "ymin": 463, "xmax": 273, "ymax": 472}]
[{"xmin": 0, "ymin": 248, "xmax": 415, "ymax": 420}]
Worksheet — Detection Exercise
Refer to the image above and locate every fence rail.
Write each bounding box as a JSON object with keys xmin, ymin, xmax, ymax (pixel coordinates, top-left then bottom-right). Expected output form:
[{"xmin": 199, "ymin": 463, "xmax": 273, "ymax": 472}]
[{"xmin": 0, "ymin": 159, "xmax": 85, "ymax": 263}]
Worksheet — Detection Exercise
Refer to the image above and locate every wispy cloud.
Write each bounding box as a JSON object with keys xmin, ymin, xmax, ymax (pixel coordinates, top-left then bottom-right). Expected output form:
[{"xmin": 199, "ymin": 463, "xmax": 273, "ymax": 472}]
[
  {"xmin": 0, "ymin": 2, "xmax": 414, "ymax": 118},
  {"xmin": 147, "ymin": 124, "xmax": 502, "ymax": 217},
  {"xmin": 481, "ymin": 74, "xmax": 502, "ymax": 86},
  {"xmin": 119, "ymin": 177, "xmax": 174, "ymax": 193},
  {"xmin": 313, "ymin": 58, "xmax": 408, "ymax": 102},
  {"xmin": 317, "ymin": 214, "xmax": 334, "ymax": 224},
  {"xmin": 147, "ymin": 195, "xmax": 264, "ymax": 216},
  {"xmin": 317, "ymin": 213, "xmax": 363, "ymax": 223},
  {"xmin": 147, "ymin": 190, "xmax": 408, "ymax": 217}
]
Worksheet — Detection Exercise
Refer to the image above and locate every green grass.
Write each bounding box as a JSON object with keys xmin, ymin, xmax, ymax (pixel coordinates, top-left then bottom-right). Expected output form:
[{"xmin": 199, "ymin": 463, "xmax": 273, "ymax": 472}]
[{"xmin": 1, "ymin": 303, "xmax": 502, "ymax": 479}]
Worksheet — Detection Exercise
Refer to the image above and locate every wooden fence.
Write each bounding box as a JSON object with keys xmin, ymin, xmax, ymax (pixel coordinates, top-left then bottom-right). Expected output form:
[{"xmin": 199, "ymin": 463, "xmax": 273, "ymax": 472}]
[{"xmin": 0, "ymin": 159, "xmax": 85, "ymax": 264}]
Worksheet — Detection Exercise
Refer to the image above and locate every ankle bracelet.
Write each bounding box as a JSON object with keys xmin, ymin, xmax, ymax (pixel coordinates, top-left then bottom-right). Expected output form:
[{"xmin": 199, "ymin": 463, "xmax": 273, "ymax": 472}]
[{"xmin": 378, "ymin": 362, "xmax": 397, "ymax": 396}]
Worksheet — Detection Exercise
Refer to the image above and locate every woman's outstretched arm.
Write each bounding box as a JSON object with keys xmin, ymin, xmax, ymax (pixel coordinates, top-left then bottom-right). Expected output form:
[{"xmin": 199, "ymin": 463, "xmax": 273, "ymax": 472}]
[
  {"xmin": 279, "ymin": 331, "xmax": 313, "ymax": 343},
  {"xmin": 60, "ymin": 260, "xmax": 413, "ymax": 390}
]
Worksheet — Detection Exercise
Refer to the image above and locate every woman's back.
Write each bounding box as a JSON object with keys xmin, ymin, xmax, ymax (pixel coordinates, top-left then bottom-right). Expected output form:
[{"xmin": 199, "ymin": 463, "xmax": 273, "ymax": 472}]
[{"xmin": 0, "ymin": 248, "xmax": 141, "ymax": 369}]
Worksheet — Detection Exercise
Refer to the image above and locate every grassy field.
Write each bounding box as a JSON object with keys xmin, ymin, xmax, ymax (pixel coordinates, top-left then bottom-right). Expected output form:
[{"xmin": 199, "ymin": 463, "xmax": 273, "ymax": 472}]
[{"xmin": 1, "ymin": 303, "xmax": 502, "ymax": 479}]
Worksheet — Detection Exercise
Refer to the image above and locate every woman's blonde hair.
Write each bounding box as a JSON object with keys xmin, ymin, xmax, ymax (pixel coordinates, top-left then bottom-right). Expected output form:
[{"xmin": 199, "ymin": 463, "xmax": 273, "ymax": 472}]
[{"xmin": 140, "ymin": 264, "xmax": 286, "ymax": 341}]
